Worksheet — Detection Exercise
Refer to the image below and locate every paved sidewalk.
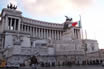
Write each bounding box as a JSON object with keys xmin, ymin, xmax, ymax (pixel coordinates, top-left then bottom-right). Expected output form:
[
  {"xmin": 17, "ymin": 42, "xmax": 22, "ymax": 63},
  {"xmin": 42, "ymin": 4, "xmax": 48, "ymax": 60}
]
[
  {"xmin": 0, "ymin": 65, "xmax": 104, "ymax": 69},
  {"xmin": 39, "ymin": 65, "xmax": 104, "ymax": 69}
]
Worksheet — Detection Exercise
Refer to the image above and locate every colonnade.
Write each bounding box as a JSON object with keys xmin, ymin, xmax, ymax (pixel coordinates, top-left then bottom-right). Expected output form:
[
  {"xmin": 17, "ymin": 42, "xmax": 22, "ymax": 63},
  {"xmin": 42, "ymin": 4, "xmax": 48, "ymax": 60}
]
[
  {"xmin": 8, "ymin": 17, "xmax": 19, "ymax": 31},
  {"xmin": 74, "ymin": 29, "xmax": 80, "ymax": 39},
  {"xmin": 20, "ymin": 24, "xmax": 63, "ymax": 40},
  {"xmin": 7, "ymin": 17, "xmax": 63, "ymax": 40}
]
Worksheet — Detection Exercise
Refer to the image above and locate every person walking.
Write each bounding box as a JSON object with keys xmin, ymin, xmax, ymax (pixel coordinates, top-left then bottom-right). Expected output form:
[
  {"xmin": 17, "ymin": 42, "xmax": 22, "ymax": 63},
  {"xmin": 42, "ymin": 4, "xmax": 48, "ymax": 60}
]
[{"xmin": 30, "ymin": 56, "xmax": 38, "ymax": 69}]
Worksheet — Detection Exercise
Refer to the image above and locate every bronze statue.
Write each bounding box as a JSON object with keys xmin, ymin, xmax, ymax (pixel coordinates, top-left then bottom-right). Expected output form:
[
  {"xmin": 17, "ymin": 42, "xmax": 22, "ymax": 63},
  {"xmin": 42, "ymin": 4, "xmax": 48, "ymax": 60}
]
[
  {"xmin": 13, "ymin": 5, "xmax": 17, "ymax": 10},
  {"xmin": 63, "ymin": 22, "xmax": 68, "ymax": 30},
  {"xmin": 7, "ymin": 3, "xmax": 17, "ymax": 10},
  {"xmin": 63, "ymin": 16, "xmax": 73, "ymax": 30},
  {"xmin": 65, "ymin": 16, "xmax": 72, "ymax": 21}
]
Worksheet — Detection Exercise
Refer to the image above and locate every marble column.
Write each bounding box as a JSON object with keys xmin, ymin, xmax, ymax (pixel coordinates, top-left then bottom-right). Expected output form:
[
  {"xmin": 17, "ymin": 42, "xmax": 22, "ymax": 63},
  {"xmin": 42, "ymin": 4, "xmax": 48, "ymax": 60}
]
[
  {"xmin": 43, "ymin": 29, "xmax": 45, "ymax": 39},
  {"xmin": 26, "ymin": 26, "xmax": 27, "ymax": 32},
  {"xmin": 24, "ymin": 25, "xmax": 26, "ymax": 32},
  {"xmin": 5, "ymin": 16, "xmax": 9, "ymax": 30},
  {"xmin": 55, "ymin": 30, "xmax": 56, "ymax": 40},
  {"xmin": 56, "ymin": 30, "xmax": 57, "ymax": 40},
  {"xmin": 40, "ymin": 28, "xmax": 42, "ymax": 38},
  {"xmin": 51, "ymin": 30, "xmax": 53, "ymax": 39},
  {"xmin": 36, "ymin": 27, "xmax": 37, "ymax": 37},
  {"xmin": 18, "ymin": 18, "xmax": 21, "ymax": 31},
  {"xmin": 46, "ymin": 29, "xmax": 48, "ymax": 39},
  {"xmin": 13, "ymin": 19, "xmax": 16, "ymax": 31},
  {"xmin": 21, "ymin": 24, "xmax": 23, "ymax": 32},
  {"xmin": 30, "ymin": 26, "xmax": 32, "ymax": 36},
  {"xmin": 59, "ymin": 31, "xmax": 61, "ymax": 40},
  {"xmin": 39, "ymin": 28, "xmax": 40, "ymax": 38},
  {"xmin": 50, "ymin": 30, "xmax": 52, "ymax": 39},
  {"xmin": 27, "ymin": 25, "xmax": 29, "ymax": 32},
  {"xmin": 37, "ymin": 28, "xmax": 39, "ymax": 38},
  {"xmin": 41, "ymin": 28, "xmax": 43, "ymax": 39},
  {"xmin": 49, "ymin": 30, "xmax": 51, "ymax": 39},
  {"xmin": 10, "ymin": 18, "xmax": 12, "ymax": 30},
  {"xmin": 78, "ymin": 30, "xmax": 81, "ymax": 39},
  {"xmin": 74, "ymin": 29, "xmax": 77, "ymax": 39},
  {"xmin": 44, "ymin": 29, "xmax": 46, "ymax": 39},
  {"xmin": 32, "ymin": 27, "xmax": 34, "ymax": 37},
  {"xmin": 57, "ymin": 31, "xmax": 59, "ymax": 40}
]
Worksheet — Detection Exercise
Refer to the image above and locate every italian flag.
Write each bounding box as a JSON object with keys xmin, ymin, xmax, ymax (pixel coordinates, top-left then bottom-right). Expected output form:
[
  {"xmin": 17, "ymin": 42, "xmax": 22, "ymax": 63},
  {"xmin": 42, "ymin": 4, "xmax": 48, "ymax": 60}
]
[
  {"xmin": 72, "ymin": 22, "xmax": 77, "ymax": 26},
  {"xmin": 72, "ymin": 21, "xmax": 81, "ymax": 27}
]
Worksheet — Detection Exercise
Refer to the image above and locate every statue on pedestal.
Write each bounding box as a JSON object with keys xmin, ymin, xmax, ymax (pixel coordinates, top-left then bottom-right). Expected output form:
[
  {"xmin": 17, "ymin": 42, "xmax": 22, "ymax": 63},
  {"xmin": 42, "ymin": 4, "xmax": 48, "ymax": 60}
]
[
  {"xmin": 63, "ymin": 16, "xmax": 73, "ymax": 31},
  {"xmin": 7, "ymin": 3, "xmax": 17, "ymax": 10},
  {"xmin": 65, "ymin": 16, "xmax": 72, "ymax": 21}
]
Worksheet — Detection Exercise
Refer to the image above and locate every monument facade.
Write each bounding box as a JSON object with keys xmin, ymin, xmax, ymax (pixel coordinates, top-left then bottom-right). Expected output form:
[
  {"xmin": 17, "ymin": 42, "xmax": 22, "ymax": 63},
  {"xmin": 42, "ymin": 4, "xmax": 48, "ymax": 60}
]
[{"xmin": 0, "ymin": 6, "xmax": 99, "ymax": 66}]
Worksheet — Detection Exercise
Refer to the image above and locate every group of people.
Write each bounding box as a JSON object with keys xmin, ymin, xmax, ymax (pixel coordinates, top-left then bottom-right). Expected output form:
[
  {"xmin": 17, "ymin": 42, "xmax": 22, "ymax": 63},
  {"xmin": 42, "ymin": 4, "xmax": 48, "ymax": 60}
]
[
  {"xmin": 81, "ymin": 59, "xmax": 103, "ymax": 65},
  {"xmin": 39, "ymin": 60, "xmax": 104, "ymax": 67},
  {"xmin": 19, "ymin": 57, "xmax": 104, "ymax": 68},
  {"xmin": 40, "ymin": 62, "xmax": 55, "ymax": 67}
]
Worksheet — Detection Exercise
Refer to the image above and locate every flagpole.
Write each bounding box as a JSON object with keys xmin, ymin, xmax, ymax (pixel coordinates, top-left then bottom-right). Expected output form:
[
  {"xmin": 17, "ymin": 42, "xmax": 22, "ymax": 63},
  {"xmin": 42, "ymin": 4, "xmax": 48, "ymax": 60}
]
[
  {"xmin": 81, "ymin": 30, "xmax": 84, "ymax": 39},
  {"xmin": 79, "ymin": 15, "xmax": 82, "ymax": 28},
  {"xmin": 79, "ymin": 15, "xmax": 83, "ymax": 39},
  {"xmin": 85, "ymin": 30, "xmax": 87, "ymax": 39}
]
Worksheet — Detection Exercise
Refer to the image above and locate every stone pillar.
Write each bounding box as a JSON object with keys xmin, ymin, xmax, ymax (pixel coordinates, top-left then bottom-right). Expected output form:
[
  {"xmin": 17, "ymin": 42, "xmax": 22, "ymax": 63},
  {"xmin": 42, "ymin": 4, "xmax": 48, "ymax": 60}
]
[
  {"xmin": 26, "ymin": 25, "xmax": 27, "ymax": 32},
  {"xmin": 49, "ymin": 29, "xmax": 51, "ymax": 39},
  {"xmin": 78, "ymin": 29, "xmax": 81, "ymax": 39},
  {"xmin": 56, "ymin": 30, "xmax": 57, "ymax": 40},
  {"xmin": 39, "ymin": 28, "xmax": 40, "ymax": 38},
  {"xmin": 55, "ymin": 30, "xmax": 56, "ymax": 40},
  {"xmin": 44, "ymin": 29, "xmax": 46, "ymax": 39},
  {"xmin": 22, "ymin": 24, "xmax": 24, "ymax": 32},
  {"xmin": 37, "ymin": 28, "xmax": 39, "ymax": 38},
  {"xmin": 74, "ymin": 29, "xmax": 77, "ymax": 39},
  {"xmin": 60, "ymin": 31, "xmax": 62, "ymax": 39},
  {"xmin": 27, "ymin": 25, "xmax": 29, "ymax": 32},
  {"xmin": 18, "ymin": 18, "xmax": 21, "ymax": 31},
  {"xmin": 21, "ymin": 24, "xmax": 23, "ymax": 32},
  {"xmin": 10, "ymin": 18, "xmax": 12, "ymax": 30},
  {"xmin": 43, "ymin": 29, "xmax": 45, "ymax": 39},
  {"xmin": 50, "ymin": 30, "xmax": 52, "ymax": 39},
  {"xmin": 42, "ymin": 29, "xmax": 44, "ymax": 38},
  {"xmin": 36, "ymin": 27, "xmax": 37, "ymax": 37},
  {"xmin": 34, "ymin": 27, "xmax": 36, "ymax": 37},
  {"xmin": 13, "ymin": 19, "xmax": 16, "ymax": 31},
  {"xmin": 57, "ymin": 31, "xmax": 59, "ymax": 40},
  {"xmin": 47, "ymin": 29, "xmax": 48, "ymax": 39},
  {"xmin": 5, "ymin": 16, "xmax": 9, "ymax": 30},
  {"xmin": 30, "ymin": 26, "xmax": 32, "ymax": 36},
  {"xmin": 33, "ymin": 27, "xmax": 34, "ymax": 37},
  {"xmin": 24, "ymin": 25, "xmax": 26, "ymax": 32},
  {"xmin": 40, "ymin": 28, "xmax": 42, "ymax": 38},
  {"xmin": 51, "ymin": 30, "xmax": 53, "ymax": 39},
  {"xmin": 59, "ymin": 31, "xmax": 61, "ymax": 40}
]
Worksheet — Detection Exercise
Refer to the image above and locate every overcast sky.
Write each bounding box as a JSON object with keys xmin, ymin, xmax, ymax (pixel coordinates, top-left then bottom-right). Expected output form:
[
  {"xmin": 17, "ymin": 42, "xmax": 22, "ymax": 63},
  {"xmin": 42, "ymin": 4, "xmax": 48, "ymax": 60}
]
[{"xmin": 0, "ymin": 0, "xmax": 104, "ymax": 49}]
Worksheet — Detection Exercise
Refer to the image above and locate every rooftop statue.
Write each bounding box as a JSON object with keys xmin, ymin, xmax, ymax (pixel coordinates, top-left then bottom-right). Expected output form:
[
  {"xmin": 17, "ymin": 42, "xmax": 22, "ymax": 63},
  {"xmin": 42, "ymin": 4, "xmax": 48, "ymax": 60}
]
[
  {"xmin": 63, "ymin": 16, "xmax": 72, "ymax": 30},
  {"xmin": 65, "ymin": 16, "xmax": 72, "ymax": 21},
  {"xmin": 7, "ymin": 3, "xmax": 17, "ymax": 10}
]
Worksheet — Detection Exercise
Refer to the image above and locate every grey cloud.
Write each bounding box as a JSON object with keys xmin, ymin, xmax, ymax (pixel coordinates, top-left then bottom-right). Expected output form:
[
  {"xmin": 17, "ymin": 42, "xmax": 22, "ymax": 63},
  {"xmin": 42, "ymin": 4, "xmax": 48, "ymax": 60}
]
[{"xmin": 21, "ymin": 0, "xmax": 94, "ymax": 16}]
